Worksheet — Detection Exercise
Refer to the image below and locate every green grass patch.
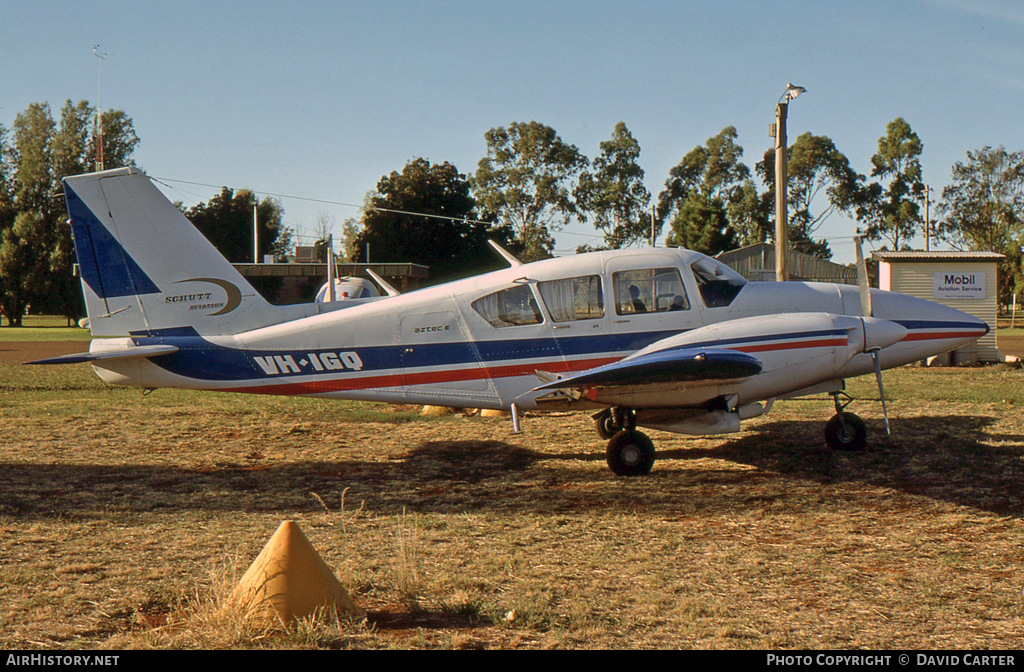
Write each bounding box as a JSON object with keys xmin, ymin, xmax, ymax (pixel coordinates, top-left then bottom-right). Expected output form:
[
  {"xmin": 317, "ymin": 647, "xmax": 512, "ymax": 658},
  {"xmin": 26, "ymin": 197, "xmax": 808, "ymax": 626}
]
[{"xmin": 0, "ymin": 315, "xmax": 89, "ymax": 341}]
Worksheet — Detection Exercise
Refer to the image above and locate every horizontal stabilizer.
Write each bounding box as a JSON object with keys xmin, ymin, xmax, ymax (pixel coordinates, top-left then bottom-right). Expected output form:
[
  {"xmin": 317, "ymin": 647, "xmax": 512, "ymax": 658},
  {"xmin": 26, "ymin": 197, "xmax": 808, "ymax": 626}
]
[
  {"xmin": 26, "ymin": 344, "xmax": 180, "ymax": 366},
  {"xmin": 532, "ymin": 348, "xmax": 762, "ymax": 391}
]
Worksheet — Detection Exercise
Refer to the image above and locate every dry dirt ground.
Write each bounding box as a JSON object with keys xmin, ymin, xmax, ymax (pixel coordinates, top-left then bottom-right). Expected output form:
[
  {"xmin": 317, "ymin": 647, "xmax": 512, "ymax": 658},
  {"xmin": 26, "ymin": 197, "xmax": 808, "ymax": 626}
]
[{"xmin": 1, "ymin": 341, "xmax": 1022, "ymax": 649}]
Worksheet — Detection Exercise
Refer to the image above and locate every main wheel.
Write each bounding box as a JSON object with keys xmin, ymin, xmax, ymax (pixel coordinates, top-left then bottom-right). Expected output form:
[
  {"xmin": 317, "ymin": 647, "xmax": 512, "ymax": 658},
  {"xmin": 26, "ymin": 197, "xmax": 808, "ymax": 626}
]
[
  {"xmin": 606, "ymin": 429, "xmax": 656, "ymax": 476},
  {"xmin": 824, "ymin": 412, "xmax": 867, "ymax": 451}
]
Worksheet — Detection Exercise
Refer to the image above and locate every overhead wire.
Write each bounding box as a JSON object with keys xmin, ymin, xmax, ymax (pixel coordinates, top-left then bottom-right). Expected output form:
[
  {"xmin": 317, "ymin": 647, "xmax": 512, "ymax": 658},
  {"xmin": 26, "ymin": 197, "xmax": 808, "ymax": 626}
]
[
  {"xmin": 151, "ymin": 175, "xmax": 885, "ymax": 262},
  {"xmin": 151, "ymin": 175, "xmax": 498, "ymax": 227}
]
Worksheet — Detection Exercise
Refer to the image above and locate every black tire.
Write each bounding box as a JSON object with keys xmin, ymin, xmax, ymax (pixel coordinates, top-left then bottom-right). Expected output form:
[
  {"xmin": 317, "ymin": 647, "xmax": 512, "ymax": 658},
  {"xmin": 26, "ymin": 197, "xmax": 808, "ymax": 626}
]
[
  {"xmin": 606, "ymin": 429, "xmax": 656, "ymax": 476},
  {"xmin": 824, "ymin": 412, "xmax": 867, "ymax": 451},
  {"xmin": 594, "ymin": 409, "xmax": 618, "ymax": 440},
  {"xmin": 594, "ymin": 408, "xmax": 636, "ymax": 439}
]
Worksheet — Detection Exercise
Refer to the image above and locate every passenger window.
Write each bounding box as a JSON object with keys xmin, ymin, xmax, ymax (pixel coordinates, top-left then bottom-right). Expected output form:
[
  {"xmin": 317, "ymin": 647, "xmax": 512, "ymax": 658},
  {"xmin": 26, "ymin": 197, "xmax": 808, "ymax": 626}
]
[
  {"xmin": 690, "ymin": 257, "xmax": 747, "ymax": 308},
  {"xmin": 613, "ymin": 268, "xmax": 689, "ymax": 315},
  {"xmin": 471, "ymin": 284, "xmax": 544, "ymax": 327},
  {"xmin": 537, "ymin": 275, "xmax": 604, "ymax": 322}
]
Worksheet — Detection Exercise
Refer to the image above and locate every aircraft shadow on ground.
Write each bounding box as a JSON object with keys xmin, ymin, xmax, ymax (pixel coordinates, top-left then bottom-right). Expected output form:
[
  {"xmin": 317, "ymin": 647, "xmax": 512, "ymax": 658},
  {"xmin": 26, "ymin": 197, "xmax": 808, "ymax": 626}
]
[
  {"xmin": 0, "ymin": 415, "xmax": 1020, "ymax": 519},
  {"xmin": 674, "ymin": 413, "xmax": 1024, "ymax": 517}
]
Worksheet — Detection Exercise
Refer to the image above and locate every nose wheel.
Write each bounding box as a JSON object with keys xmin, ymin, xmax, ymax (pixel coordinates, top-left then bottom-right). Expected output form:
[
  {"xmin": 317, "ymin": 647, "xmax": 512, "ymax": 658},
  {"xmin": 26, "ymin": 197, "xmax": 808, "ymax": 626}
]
[{"xmin": 825, "ymin": 392, "xmax": 867, "ymax": 451}]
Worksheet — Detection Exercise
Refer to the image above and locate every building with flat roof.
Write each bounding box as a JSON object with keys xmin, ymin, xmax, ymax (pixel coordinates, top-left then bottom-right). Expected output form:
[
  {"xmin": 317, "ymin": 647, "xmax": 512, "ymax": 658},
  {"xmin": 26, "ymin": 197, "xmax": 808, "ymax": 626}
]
[{"xmin": 872, "ymin": 251, "xmax": 1003, "ymax": 363}]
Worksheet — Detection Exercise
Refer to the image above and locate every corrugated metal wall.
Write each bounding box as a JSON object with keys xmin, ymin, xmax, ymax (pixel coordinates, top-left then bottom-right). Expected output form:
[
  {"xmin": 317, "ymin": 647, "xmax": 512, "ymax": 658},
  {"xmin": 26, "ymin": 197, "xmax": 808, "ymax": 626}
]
[
  {"xmin": 884, "ymin": 261, "xmax": 1000, "ymax": 363},
  {"xmin": 717, "ymin": 243, "xmax": 858, "ymax": 284}
]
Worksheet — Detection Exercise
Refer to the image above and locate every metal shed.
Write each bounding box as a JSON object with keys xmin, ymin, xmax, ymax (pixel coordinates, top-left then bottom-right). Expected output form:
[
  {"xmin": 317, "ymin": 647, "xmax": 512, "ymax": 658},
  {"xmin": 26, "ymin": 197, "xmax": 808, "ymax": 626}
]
[
  {"xmin": 872, "ymin": 251, "xmax": 1004, "ymax": 364},
  {"xmin": 716, "ymin": 243, "xmax": 859, "ymax": 284}
]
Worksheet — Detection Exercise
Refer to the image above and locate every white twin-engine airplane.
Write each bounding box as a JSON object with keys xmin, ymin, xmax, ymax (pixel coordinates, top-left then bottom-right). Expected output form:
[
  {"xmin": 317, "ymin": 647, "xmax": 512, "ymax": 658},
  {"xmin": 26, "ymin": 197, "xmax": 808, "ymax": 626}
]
[{"xmin": 35, "ymin": 167, "xmax": 989, "ymax": 476}]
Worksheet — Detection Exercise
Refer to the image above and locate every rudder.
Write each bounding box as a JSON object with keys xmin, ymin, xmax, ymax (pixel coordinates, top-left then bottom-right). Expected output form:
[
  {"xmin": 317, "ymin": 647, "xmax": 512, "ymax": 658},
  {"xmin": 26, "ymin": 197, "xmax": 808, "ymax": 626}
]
[{"xmin": 64, "ymin": 167, "xmax": 284, "ymax": 337}]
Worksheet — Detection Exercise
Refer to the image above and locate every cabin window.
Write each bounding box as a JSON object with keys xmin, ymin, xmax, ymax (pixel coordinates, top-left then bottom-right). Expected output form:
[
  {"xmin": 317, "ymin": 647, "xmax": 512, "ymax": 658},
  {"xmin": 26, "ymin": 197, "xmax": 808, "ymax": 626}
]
[
  {"xmin": 690, "ymin": 257, "xmax": 747, "ymax": 308},
  {"xmin": 537, "ymin": 275, "xmax": 604, "ymax": 322},
  {"xmin": 613, "ymin": 268, "xmax": 689, "ymax": 315},
  {"xmin": 471, "ymin": 284, "xmax": 544, "ymax": 327}
]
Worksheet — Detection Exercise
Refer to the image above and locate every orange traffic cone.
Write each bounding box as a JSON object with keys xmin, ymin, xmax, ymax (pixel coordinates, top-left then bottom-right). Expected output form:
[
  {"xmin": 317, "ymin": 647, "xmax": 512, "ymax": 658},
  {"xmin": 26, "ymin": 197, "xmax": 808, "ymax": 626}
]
[{"xmin": 234, "ymin": 520, "xmax": 364, "ymax": 624}]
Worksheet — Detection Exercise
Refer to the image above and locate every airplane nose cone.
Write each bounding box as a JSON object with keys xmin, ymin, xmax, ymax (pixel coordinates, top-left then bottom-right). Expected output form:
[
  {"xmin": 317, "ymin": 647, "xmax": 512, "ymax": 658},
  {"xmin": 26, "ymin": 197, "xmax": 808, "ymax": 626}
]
[
  {"xmin": 861, "ymin": 316, "xmax": 909, "ymax": 351},
  {"xmin": 870, "ymin": 290, "xmax": 990, "ymax": 351}
]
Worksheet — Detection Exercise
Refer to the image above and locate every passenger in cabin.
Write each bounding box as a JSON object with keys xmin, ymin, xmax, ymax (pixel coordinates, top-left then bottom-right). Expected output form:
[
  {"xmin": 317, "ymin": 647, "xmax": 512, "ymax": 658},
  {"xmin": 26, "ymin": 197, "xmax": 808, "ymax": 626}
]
[{"xmin": 629, "ymin": 285, "xmax": 647, "ymax": 313}]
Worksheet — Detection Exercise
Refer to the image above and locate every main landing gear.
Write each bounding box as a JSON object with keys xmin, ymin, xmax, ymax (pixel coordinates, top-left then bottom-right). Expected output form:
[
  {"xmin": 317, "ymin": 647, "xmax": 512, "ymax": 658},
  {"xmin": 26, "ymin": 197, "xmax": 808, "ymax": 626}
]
[
  {"xmin": 594, "ymin": 407, "xmax": 656, "ymax": 476},
  {"xmin": 593, "ymin": 392, "xmax": 871, "ymax": 476},
  {"xmin": 824, "ymin": 392, "xmax": 867, "ymax": 451}
]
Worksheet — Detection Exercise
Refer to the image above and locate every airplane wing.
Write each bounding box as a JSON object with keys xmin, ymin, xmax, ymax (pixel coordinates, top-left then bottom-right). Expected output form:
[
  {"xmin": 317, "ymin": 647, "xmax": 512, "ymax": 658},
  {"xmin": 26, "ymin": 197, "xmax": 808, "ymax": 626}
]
[
  {"xmin": 532, "ymin": 347, "xmax": 762, "ymax": 391},
  {"xmin": 25, "ymin": 344, "xmax": 180, "ymax": 366}
]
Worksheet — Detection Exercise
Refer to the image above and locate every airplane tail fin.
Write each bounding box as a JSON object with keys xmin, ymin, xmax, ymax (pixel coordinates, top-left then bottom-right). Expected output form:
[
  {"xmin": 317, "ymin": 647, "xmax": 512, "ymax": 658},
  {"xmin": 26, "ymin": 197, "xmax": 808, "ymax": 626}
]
[{"xmin": 64, "ymin": 167, "xmax": 286, "ymax": 337}]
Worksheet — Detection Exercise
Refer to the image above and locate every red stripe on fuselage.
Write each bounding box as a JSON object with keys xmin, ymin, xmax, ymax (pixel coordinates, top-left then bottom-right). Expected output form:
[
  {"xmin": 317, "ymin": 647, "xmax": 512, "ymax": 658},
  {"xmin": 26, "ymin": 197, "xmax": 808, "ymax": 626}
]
[
  {"xmin": 901, "ymin": 331, "xmax": 986, "ymax": 342},
  {"xmin": 223, "ymin": 335, "xmax": 852, "ymax": 397},
  {"xmin": 732, "ymin": 337, "xmax": 847, "ymax": 354},
  {"xmin": 227, "ymin": 355, "xmax": 622, "ymax": 396}
]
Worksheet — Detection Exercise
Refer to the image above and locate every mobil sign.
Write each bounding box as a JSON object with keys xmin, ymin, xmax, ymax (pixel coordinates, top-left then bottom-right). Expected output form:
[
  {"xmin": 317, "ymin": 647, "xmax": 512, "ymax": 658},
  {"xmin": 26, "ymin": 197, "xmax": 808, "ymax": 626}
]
[{"xmin": 933, "ymin": 271, "xmax": 985, "ymax": 299}]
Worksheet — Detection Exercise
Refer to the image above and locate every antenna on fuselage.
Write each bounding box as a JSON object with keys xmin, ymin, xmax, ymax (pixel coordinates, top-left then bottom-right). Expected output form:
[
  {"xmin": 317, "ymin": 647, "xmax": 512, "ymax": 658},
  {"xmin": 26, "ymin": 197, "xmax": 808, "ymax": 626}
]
[
  {"xmin": 487, "ymin": 240, "xmax": 522, "ymax": 268},
  {"xmin": 326, "ymin": 234, "xmax": 336, "ymax": 302}
]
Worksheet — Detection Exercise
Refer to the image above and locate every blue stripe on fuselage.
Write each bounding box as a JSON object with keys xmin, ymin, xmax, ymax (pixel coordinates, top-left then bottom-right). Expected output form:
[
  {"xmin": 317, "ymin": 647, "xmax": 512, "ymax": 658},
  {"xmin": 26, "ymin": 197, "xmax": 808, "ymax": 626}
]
[
  {"xmin": 128, "ymin": 319, "xmax": 977, "ymax": 384},
  {"xmin": 131, "ymin": 330, "xmax": 680, "ymax": 382}
]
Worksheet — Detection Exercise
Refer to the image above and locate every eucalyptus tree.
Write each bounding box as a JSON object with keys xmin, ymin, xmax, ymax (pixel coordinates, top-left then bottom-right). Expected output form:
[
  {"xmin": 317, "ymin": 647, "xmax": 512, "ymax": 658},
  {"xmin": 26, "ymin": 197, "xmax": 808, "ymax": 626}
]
[
  {"xmin": 576, "ymin": 122, "xmax": 652, "ymax": 250},
  {"xmin": 937, "ymin": 145, "xmax": 1024, "ymax": 303},
  {"xmin": 858, "ymin": 117, "xmax": 925, "ymax": 250},
  {"xmin": 474, "ymin": 121, "xmax": 588, "ymax": 261},
  {"xmin": 657, "ymin": 126, "xmax": 749, "ymax": 255},
  {"xmin": 757, "ymin": 132, "xmax": 863, "ymax": 259},
  {"xmin": 0, "ymin": 100, "xmax": 140, "ymax": 322}
]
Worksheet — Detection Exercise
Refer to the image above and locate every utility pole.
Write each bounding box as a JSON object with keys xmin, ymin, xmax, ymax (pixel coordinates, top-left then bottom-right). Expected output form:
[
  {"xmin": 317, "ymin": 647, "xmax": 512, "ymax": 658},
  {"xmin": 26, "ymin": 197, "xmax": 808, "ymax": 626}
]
[
  {"xmin": 651, "ymin": 204, "xmax": 656, "ymax": 247},
  {"xmin": 923, "ymin": 185, "xmax": 932, "ymax": 252},
  {"xmin": 93, "ymin": 46, "xmax": 107, "ymax": 172},
  {"xmin": 772, "ymin": 84, "xmax": 806, "ymax": 282}
]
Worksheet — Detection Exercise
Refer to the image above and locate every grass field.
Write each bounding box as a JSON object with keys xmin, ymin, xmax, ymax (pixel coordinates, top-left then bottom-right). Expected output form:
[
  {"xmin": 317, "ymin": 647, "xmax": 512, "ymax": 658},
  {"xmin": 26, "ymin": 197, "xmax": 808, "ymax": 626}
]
[
  {"xmin": 1, "ymin": 348, "xmax": 1022, "ymax": 649},
  {"xmin": 0, "ymin": 315, "xmax": 89, "ymax": 342}
]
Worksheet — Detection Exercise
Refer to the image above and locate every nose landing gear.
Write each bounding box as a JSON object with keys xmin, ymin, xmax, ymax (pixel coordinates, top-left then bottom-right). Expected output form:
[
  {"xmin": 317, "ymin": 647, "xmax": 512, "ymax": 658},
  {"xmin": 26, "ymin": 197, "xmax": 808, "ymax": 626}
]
[{"xmin": 825, "ymin": 392, "xmax": 867, "ymax": 451}]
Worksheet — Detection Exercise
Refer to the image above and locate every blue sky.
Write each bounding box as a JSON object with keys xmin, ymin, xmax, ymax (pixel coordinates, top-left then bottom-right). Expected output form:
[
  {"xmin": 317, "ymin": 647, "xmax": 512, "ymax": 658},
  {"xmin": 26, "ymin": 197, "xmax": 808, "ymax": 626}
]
[{"xmin": 3, "ymin": 0, "xmax": 1024, "ymax": 263}]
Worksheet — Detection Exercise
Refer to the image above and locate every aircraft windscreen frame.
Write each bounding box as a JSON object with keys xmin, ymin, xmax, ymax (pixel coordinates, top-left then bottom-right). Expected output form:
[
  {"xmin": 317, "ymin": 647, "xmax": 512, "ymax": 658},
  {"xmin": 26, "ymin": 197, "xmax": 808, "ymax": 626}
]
[{"xmin": 690, "ymin": 257, "xmax": 747, "ymax": 308}]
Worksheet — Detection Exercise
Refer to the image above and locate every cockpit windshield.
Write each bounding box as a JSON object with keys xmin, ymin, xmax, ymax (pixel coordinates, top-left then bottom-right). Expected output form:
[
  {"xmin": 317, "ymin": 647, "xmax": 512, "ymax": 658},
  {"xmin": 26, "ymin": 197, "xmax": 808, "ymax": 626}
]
[{"xmin": 690, "ymin": 257, "xmax": 747, "ymax": 308}]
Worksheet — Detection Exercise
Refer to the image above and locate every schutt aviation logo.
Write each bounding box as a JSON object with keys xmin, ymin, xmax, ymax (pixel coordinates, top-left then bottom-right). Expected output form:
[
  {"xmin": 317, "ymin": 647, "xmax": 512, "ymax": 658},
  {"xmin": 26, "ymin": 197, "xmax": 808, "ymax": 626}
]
[{"xmin": 166, "ymin": 278, "xmax": 242, "ymax": 316}]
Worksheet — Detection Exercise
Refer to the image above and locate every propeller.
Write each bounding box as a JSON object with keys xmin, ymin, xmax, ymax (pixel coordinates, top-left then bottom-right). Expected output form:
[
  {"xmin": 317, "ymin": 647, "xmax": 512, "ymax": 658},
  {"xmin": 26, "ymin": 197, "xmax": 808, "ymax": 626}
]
[
  {"xmin": 854, "ymin": 236, "xmax": 891, "ymax": 436},
  {"xmin": 855, "ymin": 235, "xmax": 872, "ymax": 317},
  {"xmin": 871, "ymin": 348, "xmax": 891, "ymax": 436}
]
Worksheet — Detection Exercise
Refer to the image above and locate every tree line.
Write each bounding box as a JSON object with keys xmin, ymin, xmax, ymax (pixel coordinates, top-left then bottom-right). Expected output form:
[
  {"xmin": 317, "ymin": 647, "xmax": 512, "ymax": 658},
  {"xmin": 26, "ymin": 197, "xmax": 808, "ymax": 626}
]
[
  {"xmin": 0, "ymin": 100, "xmax": 139, "ymax": 325},
  {"xmin": 347, "ymin": 118, "xmax": 1024, "ymax": 302},
  {"xmin": 0, "ymin": 100, "xmax": 291, "ymax": 325},
  {"xmin": 1, "ymin": 100, "xmax": 1022, "ymax": 325}
]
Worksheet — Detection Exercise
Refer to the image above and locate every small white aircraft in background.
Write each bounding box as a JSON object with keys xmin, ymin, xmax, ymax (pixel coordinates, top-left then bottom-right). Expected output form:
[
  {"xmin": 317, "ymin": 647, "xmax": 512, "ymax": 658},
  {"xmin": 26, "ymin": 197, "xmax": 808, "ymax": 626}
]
[{"xmin": 34, "ymin": 168, "xmax": 989, "ymax": 476}]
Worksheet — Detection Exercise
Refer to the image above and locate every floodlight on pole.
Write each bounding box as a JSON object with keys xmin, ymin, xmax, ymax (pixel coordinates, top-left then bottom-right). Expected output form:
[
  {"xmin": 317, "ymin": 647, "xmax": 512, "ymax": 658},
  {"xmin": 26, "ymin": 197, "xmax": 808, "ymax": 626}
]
[{"xmin": 773, "ymin": 83, "xmax": 806, "ymax": 282}]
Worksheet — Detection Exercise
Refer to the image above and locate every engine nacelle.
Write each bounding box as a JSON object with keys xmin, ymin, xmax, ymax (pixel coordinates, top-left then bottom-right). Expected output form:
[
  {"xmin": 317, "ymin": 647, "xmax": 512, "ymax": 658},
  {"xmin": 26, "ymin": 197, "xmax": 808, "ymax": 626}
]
[{"xmin": 622, "ymin": 312, "xmax": 907, "ymax": 408}]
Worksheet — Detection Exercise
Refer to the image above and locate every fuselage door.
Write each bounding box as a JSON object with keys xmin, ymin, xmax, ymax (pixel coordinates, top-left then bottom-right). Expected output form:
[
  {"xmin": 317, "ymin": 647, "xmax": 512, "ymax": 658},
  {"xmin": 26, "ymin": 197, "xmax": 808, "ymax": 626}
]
[
  {"xmin": 604, "ymin": 259, "xmax": 704, "ymax": 350},
  {"xmin": 399, "ymin": 311, "xmax": 491, "ymax": 397}
]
